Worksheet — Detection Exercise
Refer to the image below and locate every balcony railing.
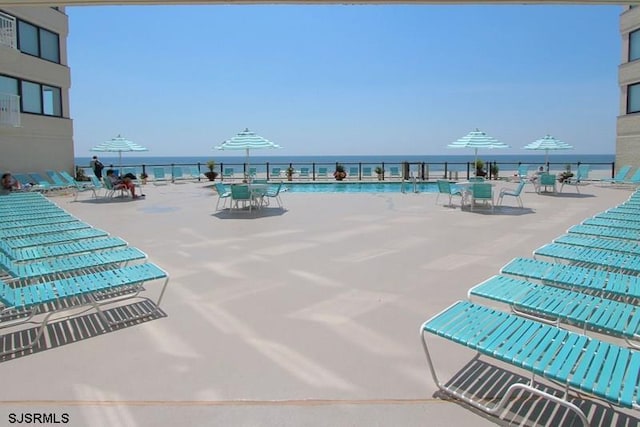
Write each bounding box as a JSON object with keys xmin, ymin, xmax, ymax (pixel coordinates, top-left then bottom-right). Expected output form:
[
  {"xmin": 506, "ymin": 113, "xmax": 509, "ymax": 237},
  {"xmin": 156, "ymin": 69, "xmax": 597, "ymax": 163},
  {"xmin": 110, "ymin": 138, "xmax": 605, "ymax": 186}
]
[
  {"xmin": 0, "ymin": 12, "xmax": 16, "ymax": 50},
  {"xmin": 0, "ymin": 92, "xmax": 21, "ymax": 127}
]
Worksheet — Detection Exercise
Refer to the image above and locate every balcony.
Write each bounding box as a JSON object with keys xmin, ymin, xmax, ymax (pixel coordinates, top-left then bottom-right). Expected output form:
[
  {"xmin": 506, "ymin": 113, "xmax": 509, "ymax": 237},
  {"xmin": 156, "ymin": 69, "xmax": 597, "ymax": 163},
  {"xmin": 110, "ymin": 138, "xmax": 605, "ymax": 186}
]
[
  {"xmin": 0, "ymin": 12, "xmax": 16, "ymax": 50},
  {"xmin": 0, "ymin": 93, "xmax": 20, "ymax": 127}
]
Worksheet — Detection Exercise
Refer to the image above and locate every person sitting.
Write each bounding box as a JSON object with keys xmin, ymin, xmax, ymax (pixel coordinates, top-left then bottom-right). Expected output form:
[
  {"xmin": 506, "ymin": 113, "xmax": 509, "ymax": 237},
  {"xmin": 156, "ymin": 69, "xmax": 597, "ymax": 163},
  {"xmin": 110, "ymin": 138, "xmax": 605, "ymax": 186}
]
[
  {"xmin": 1, "ymin": 173, "xmax": 21, "ymax": 192},
  {"xmin": 529, "ymin": 166, "xmax": 545, "ymax": 191},
  {"xmin": 105, "ymin": 169, "xmax": 144, "ymax": 199}
]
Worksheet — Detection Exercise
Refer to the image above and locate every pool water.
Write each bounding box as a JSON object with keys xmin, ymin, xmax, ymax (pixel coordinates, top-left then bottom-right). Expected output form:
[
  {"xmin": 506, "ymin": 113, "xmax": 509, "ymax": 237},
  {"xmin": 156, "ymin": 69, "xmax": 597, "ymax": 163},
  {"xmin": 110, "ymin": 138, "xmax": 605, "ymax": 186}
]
[{"xmin": 281, "ymin": 181, "xmax": 439, "ymax": 193}]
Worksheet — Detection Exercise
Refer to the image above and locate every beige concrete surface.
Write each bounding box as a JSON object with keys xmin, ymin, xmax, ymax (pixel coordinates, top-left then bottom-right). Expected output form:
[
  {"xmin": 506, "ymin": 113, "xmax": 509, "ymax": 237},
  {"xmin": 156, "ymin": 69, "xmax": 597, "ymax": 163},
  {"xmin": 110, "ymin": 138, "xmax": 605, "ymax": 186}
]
[{"xmin": 0, "ymin": 180, "xmax": 636, "ymax": 427}]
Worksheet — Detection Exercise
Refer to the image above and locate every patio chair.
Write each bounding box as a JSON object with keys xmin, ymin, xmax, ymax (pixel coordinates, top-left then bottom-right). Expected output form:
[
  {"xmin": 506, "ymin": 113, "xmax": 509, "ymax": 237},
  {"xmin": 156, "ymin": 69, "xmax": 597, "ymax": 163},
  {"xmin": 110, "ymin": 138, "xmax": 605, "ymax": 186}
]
[
  {"xmin": 248, "ymin": 167, "xmax": 257, "ymax": 178},
  {"xmin": 264, "ymin": 182, "xmax": 284, "ymax": 208},
  {"xmin": 537, "ymin": 173, "xmax": 556, "ymax": 193},
  {"xmin": 389, "ymin": 166, "xmax": 401, "ymax": 178},
  {"xmin": 497, "ymin": 180, "xmax": 526, "ymax": 208},
  {"xmin": 214, "ymin": 183, "xmax": 231, "ymax": 211},
  {"xmin": 560, "ymin": 164, "xmax": 590, "ymax": 193},
  {"xmin": 299, "ymin": 167, "xmax": 310, "ymax": 178},
  {"xmin": 435, "ymin": 180, "xmax": 463, "ymax": 207},
  {"xmin": 468, "ymin": 183, "xmax": 493, "ymax": 212},
  {"xmin": 349, "ymin": 167, "xmax": 359, "ymax": 179},
  {"xmin": 230, "ymin": 184, "xmax": 254, "ymax": 212},
  {"xmin": 362, "ymin": 167, "xmax": 373, "ymax": 178},
  {"xmin": 102, "ymin": 176, "xmax": 126, "ymax": 198},
  {"xmin": 515, "ymin": 164, "xmax": 530, "ymax": 181}
]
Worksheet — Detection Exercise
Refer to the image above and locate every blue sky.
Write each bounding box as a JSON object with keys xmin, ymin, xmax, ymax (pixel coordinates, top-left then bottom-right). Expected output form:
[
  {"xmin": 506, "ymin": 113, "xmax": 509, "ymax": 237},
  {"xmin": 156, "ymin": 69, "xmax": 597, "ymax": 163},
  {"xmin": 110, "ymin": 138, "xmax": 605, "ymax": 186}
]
[{"xmin": 68, "ymin": 4, "xmax": 621, "ymax": 157}]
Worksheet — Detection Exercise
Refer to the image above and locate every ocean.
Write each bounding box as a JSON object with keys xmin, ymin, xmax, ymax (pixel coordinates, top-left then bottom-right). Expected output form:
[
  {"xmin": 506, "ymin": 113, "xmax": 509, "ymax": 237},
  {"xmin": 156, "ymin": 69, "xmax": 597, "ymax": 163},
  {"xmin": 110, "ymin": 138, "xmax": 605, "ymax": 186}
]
[{"xmin": 76, "ymin": 154, "xmax": 616, "ymax": 174}]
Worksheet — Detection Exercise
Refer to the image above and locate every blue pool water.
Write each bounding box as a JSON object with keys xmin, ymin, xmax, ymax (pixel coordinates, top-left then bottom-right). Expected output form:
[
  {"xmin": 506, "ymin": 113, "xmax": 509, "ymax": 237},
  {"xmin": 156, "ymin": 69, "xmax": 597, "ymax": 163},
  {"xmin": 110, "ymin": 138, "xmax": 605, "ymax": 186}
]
[{"xmin": 281, "ymin": 181, "xmax": 439, "ymax": 193}]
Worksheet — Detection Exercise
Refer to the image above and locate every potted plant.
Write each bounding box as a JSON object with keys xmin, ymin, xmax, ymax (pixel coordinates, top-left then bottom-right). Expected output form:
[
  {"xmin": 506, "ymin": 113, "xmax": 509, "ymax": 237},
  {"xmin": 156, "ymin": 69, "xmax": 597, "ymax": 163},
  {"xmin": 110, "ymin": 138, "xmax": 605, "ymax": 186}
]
[
  {"xmin": 286, "ymin": 166, "xmax": 295, "ymax": 181},
  {"xmin": 473, "ymin": 159, "xmax": 487, "ymax": 177},
  {"xmin": 204, "ymin": 160, "xmax": 218, "ymax": 181},
  {"xmin": 489, "ymin": 164, "xmax": 499, "ymax": 180},
  {"xmin": 558, "ymin": 164, "xmax": 574, "ymax": 183},
  {"xmin": 334, "ymin": 164, "xmax": 347, "ymax": 181},
  {"xmin": 375, "ymin": 166, "xmax": 384, "ymax": 181}
]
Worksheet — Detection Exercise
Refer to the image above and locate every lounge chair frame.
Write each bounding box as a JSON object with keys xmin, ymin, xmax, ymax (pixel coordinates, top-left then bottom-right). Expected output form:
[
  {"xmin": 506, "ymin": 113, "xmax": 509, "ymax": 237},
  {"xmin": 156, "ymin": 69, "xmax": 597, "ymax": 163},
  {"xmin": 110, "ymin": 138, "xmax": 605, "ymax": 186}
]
[
  {"xmin": 0, "ymin": 263, "xmax": 170, "ymax": 356},
  {"xmin": 420, "ymin": 302, "xmax": 592, "ymax": 426},
  {"xmin": 421, "ymin": 301, "xmax": 640, "ymax": 426}
]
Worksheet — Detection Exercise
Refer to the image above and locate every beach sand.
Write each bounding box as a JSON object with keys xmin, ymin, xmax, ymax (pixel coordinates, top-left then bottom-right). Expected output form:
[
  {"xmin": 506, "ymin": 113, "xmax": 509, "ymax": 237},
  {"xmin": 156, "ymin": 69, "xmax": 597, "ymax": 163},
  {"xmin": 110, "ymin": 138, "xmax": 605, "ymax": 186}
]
[{"xmin": 0, "ymin": 180, "xmax": 636, "ymax": 426}]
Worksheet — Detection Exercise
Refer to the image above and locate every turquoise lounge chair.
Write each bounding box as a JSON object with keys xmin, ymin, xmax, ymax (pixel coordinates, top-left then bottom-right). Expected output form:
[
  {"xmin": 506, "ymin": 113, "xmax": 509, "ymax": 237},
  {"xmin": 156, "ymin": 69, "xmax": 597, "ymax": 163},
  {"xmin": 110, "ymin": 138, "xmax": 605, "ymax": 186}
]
[
  {"xmin": 501, "ymin": 256, "xmax": 640, "ymax": 300},
  {"xmin": 362, "ymin": 167, "xmax": 373, "ymax": 178},
  {"xmin": 0, "ymin": 262, "xmax": 169, "ymax": 356},
  {"xmin": 602, "ymin": 165, "xmax": 632, "ymax": 184},
  {"xmin": 316, "ymin": 167, "xmax": 328, "ymax": 179},
  {"xmin": 348, "ymin": 167, "xmax": 359, "ymax": 179},
  {"xmin": 152, "ymin": 167, "xmax": 169, "ymax": 185},
  {"xmin": 534, "ymin": 242, "xmax": 640, "ymax": 274},
  {"xmin": 560, "ymin": 164, "xmax": 590, "ymax": 193},
  {"xmin": 469, "ymin": 274, "xmax": 640, "ymax": 347},
  {"xmin": 270, "ymin": 167, "xmax": 281, "ymax": 179},
  {"xmin": 421, "ymin": 300, "xmax": 640, "ymax": 426},
  {"xmin": 299, "ymin": 167, "xmax": 310, "ymax": 178}
]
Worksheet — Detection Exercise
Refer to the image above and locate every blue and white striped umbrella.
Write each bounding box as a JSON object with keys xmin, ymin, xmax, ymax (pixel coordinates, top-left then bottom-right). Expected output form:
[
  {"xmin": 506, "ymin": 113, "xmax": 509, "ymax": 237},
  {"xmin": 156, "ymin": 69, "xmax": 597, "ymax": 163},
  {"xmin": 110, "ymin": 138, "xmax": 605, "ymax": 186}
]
[
  {"xmin": 447, "ymin": 128, "xmax": 510, "ymax": 166},
  {"xmin": 523, "ymin": 135, "xmax": 573, "ymax": 165},
  {"xmin": 91, "ymin": 135, "xmax": 148, "ymax": 172},
  {"xmin": 215, "ymin": 128, "xmax": 282, "ymax": 177}
]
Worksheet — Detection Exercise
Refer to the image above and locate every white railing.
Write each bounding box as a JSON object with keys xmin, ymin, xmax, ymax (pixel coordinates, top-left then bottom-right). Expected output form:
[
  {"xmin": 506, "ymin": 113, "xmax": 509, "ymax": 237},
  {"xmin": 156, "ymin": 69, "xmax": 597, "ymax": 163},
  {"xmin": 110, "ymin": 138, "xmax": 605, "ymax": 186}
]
[
  {"xmin": 0, "ymin": 92, "xmax": 21, "ymax": 127},
  {"xmin": 0, "ymin": 12, "xmax": 16, "ymax": 50}
]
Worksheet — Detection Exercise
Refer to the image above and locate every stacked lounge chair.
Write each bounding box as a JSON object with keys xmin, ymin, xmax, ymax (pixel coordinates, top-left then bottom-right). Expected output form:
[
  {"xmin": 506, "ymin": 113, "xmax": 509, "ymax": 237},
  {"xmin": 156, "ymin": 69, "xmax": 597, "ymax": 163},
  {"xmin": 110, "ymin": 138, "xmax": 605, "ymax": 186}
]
[
  {"xmin": 420, "ymin": 187, "xmax": 640, "ymax": 425},
  {"xmin": 0, "ymin": 191, "xmax": 170, "ymax": 356}
]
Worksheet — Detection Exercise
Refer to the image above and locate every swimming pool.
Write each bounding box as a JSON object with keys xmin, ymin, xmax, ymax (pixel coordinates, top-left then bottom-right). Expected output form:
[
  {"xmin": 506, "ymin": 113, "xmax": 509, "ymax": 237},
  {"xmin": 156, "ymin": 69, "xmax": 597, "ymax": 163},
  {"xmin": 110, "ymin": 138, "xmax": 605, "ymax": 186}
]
[{"xmin": 281, "ymin": 181, "xmax": 439, "ymax": 193}]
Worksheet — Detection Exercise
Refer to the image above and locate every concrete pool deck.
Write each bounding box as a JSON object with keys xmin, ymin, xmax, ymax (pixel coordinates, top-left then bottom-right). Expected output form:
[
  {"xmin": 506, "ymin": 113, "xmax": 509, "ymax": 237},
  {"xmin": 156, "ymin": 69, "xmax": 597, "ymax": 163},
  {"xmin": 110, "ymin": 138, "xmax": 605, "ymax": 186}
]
[{"xmin": 0, "ymin": 179, "xmax": 637, "ymax": 426}]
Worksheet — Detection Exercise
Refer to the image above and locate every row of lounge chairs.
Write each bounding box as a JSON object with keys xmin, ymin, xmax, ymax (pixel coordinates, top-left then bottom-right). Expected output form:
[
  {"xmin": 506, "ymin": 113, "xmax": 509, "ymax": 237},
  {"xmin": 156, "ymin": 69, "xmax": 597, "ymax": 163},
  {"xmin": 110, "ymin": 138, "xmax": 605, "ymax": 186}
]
[
  {"xmin": 420, "ymin": 188, "xmax": 640, "ymax": 425},
  {"xmin": 0, "ymin": 191, "xmax": 169, "ymax": 356}
]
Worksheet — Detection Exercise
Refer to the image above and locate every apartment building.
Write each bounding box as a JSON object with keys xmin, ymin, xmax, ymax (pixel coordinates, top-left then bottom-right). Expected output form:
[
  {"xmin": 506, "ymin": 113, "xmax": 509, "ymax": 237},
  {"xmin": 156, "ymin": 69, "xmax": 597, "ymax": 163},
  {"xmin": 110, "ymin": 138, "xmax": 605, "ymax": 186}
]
[
  {"xmin": 0, "ymin": 6, "xmax": 72, "ymax": 175},
  {"xmin": 619, "ymin": 6, "xmax": 640, "ymax": 168}
]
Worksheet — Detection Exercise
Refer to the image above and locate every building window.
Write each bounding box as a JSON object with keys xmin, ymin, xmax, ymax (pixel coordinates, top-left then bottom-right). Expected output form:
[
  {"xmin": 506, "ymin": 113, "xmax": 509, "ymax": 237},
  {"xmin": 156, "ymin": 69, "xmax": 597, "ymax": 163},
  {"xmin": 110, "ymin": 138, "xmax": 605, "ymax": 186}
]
[
  {"xmin": 16, "ymin": 19, "xmax": 60, "ymax": 64},
  {"xmin": 17, "ymin": 20, "xmax": 38, "ymax": 56},
  {"xmin": 20, "ymin": 80, "xmax": 62, "ymax": 117},
  {"xmin": 628, "ymin": 83, "xmax": 640, "ymax": 114},
  {"xmin": 0, "ymin": 75, "xmax": 18, "ymax": 96},
  {"xmin": 631, "ymin": 29, "xmax": 640, "ymax": 62}
]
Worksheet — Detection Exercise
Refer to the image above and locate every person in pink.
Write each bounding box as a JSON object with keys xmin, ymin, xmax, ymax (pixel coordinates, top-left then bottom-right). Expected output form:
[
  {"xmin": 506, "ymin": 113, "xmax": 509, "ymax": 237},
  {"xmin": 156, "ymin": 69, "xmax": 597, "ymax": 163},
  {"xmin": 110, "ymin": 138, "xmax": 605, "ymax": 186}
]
[{"xmin": 105, "ymin": 169, "xmax": 144, "ymax": 199}]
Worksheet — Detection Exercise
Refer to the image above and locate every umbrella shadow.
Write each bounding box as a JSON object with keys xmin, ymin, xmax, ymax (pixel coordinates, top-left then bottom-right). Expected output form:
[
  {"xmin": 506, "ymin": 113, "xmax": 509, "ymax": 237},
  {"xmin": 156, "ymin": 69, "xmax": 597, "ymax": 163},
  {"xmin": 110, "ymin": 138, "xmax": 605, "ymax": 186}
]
[
  {"xmin": 75, "ymin": 196, "xmax": 144, "ymax": 204},
  {"xmin": 212, "ymin": 207, "xmax": 288, "ymax": 219},
  {"xmin": 462, "ymin": 206, "xmax": 536, "ymax": 216}
]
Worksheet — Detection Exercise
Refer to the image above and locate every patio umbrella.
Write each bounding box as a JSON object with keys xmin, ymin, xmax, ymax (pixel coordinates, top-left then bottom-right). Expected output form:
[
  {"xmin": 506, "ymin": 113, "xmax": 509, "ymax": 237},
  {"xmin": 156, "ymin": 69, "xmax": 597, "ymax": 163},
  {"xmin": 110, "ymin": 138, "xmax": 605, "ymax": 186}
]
[
  {"xmin": 215, "ymin": 128, "xmax": 282, "ymax": 178},
  {"xmin": 447, "ymin": 128, "xmax": 510, "ymax": 167},
  {"xmin": 90, "ymin": 135, "xmax": 149, "ymax": 172},
  {"xmin": 523, "ymin": 134, "xmax": 574, "ymax": 165}
]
